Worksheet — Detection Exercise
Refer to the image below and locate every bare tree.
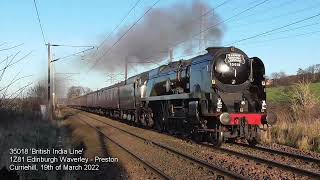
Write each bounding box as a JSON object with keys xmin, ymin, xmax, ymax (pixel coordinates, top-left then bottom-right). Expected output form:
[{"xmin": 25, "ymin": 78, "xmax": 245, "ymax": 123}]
[
  {"xmin": 297, "ymin": 64, "xmax": 320, "ymax": 82},
  {"xmin": 0, "ymin": 43, "xmax": 33, "ymax": 111},
  {"xmin": 270, "ymin": 71, "xmax": 288, "ymax": 86},
  {"xmin": 315, "ymin": 64, "xmax": 320, "ymax": 81},
  {"xmin": 278, "ymin": 71, "xmax": 287, "ymax": 78},
  {"xmin": 278, "ymin": 71, "xmax": 288, "ymax": 85},
  {"xmin": 271, "ymin": 72, "xmax": 280, "ymax": 86}
]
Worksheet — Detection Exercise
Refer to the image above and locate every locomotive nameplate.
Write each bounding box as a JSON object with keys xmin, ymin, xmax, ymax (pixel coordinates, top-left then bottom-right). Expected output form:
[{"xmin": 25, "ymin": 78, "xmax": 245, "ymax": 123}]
[{"xmin": 224, "ymin": 53, "xmax": 245, "ymax": 67}]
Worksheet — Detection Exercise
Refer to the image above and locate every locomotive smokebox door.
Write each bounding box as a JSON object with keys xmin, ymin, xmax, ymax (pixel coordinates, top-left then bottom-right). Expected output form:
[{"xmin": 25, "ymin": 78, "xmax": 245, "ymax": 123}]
[{"xmin": 213, "ymin": 48, "xmax": 250, "ymax": 85}]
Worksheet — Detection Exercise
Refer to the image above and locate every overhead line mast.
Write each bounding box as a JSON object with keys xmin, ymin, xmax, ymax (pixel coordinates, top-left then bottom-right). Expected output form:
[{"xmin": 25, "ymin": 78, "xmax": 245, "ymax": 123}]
[
  {"xmin": 46, "ymin": 43, "xmax": 94, "ymax": 120},
  {"xmin": 32, "ymin": 0, "xmax": 96, "ymax": 120}
]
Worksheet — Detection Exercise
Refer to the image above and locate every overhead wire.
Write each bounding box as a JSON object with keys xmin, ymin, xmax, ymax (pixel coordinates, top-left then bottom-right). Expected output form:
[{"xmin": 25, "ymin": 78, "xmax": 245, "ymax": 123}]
[
  {"xmin": 51, "ymin": 47, "xmax": 95, "ymax": 62},
  {"xmin": 96, "ymin": 0, "xmax": 142, "ymax": 51},
  {"xmin": 234, "ymin": 0, "xmax": 298, "ymax": 21},
  {"xmin": 201, "ymin": 21, "xmax": 320, "ymax": 42},
  {"xmin": 183, "ymin": 0, "xmax": 234, "ymax": 27},
  {"xmin": 235, "ymin": 29, "xmax": 320, "ymax": 46},
  {"xmin": 85, "ymin": 0, "xmax": 235, "ymax": 75},
  {"xmin": 136, "ymin": 0, "xmax": 270, "ymax": 64},
  {"xmin": 170, "ymin": 0, "xmax": 270, "ymax": 49},
  {"xmin": 225, "ymin": 12, "xmax": 320, "ymax": 46},
  {"xmin": 32, "ymin": 0, "xmax": 47, "ymax": 45},
  {"xmin": 123, "ymin": 0, "xmax": 236, "ymax": 67},
  {"xmin": 52, "ymin": 44, "xmax": 95, "ymax": 48},
  {"xmin": 89, "ymin": 0, "xmax": 232, "ymax": 73},
  {"xmin": 85, "ymin": 0, "xmax": 317, "ymax": 81},
  {"xmin": 229, "ymin": 2, "xmax": 320, "ymax": 29},
  {"xmin": 88, "ymin": 0, "xmax": 161, "ymax": 73},
  {"xmin": 256, "ymin": 21, "xmax": 320, "ymax": 36}
]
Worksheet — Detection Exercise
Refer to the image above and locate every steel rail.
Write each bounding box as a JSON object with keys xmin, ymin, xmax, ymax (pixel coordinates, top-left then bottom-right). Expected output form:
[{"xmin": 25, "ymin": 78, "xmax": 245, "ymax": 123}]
[
  {"xmin": 80, "ymin": 112, "xmax": 247, "ymax": 180},
  {"xmin": 77, "ymin": 116, "xmax": 172, "ymax": 180},
  {"xmin": 71, "ymin": 108, "xmax": 320, "ymax": 179},
  {"xmin": 235, "ymin": 143, "xmax": 320, "ymax": 164},
  {"xmin": 199, "ymin": 144, "xmax": 320, "ymax": 179},
  {"xmin": 219, "ymin": 148, "xmax": 320, "ymax": 178}
]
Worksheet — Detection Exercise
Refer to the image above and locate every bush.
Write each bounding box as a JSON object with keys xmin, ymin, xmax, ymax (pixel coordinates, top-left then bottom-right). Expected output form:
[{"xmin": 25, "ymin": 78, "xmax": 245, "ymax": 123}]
[
  {"xmin": 0, "ymin": 84, "xmax": 58, "ymax": 173},
  {"xmin": 289, "ymin": 81, "xmax": 319, "ymax": 121},
  {"xmin": 0, "ymin": 111, "xmax": 58, "ymax": 167},
  {"xmin": 264, "ymin": 81, "xmax": 320, "ymax": 152}
]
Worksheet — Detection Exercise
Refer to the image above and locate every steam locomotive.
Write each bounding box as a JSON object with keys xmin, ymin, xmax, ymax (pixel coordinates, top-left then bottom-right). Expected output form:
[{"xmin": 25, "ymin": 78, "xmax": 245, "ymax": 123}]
[{"xmin": 68, "ymin": 46, "xmax": 276, "ymax": 145}]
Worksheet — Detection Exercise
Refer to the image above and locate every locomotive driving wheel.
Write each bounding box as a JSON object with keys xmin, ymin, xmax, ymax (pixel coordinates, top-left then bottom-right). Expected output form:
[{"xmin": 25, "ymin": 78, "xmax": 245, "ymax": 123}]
[
  {"xmin": 208, "ymin": 124, "xmax": 224, "ymax": 146},
  {"xmin": 136, "ymin": 107, "xmax": 154, "ymax": 128},
  {"xmin": 143, "ymin": 108, "xmax": 154, "ymax": 128},
  {"xmin": 154, "ymin": 102, "xmax": 169, "ymax": 132},
  {"xmin": 155, "ymin": 114, "xmax": 164, "ymax": 132},
  {"xmin": 191, "ymin": 128, "xmax": 203, "ymax": 143},
  {"xmin": 247, "ymin": 127, "xmax": 261, "ymax": 146}
]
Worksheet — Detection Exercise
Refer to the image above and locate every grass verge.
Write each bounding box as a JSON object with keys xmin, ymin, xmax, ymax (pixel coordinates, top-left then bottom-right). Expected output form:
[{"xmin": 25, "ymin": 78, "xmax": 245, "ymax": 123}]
[{"xmin": 264, "ymin": 81, "xmax": 320, "ymax": 152}]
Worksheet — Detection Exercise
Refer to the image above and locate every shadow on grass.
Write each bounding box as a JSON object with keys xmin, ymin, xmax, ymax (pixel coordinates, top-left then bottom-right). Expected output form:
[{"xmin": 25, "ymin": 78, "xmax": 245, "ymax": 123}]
[
  {"xmin": 0, "ymin": 111, "xmax": 59, "ymax": 179},
  {"xmin": 0, "ymin": 166, "xmax": 19, "ymax": 180},
  {"xmin": 60, "ymin": 109, "xmax": 82, "ymax": 120},
  {"xmin": 74, "ymin": 128, "xmax": 128, "ymax": 180},
  {"xmin": 60, "ymin": 109, "xmax": 129, "ymax": 180}
]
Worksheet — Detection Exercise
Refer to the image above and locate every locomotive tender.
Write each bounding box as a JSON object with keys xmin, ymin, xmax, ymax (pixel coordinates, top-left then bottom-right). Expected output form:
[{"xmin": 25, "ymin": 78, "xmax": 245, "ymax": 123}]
[{"xmin": 68, "ymin": 46, "xmax": 276, "ymax": 145}]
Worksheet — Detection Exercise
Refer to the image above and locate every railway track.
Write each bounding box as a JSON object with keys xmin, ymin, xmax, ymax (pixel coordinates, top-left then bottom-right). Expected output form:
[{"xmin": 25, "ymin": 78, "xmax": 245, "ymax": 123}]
[
  {"xmin": 77, "ymin": 116, "xmax": 172, "ymax": 180},
  {"xmin": 208, "ymin": 144, "xmax": 320, "ymax": 179},
  {"xmin": 235, "ymin": 143, "xmax": 320, "ymax": 164},
  {"xmin": 77, "ymin": 112, "xmax": 247, "ymax": 180},
  {"xmin": 73, "ymin": 109, "xmax": 320, "ymax": 179},
  {"xmin": 169, "ymin": 129, "xmax": 320, "ymax": 178}
]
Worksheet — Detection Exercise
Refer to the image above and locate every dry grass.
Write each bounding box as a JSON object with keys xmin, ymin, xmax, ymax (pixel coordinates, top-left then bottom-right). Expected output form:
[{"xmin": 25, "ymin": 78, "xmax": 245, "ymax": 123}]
[
  {"xmin": 290, "ymin": 81, "xmax": 320, "ymax": 121},
  {"xmin": 269, "ymin": 119, "xmax": 320, "ymax": 152},
  {"xmin": 0, "ymin": 112, "xmax": 58, "ymax": 168},
  {"xmin": 0, "ymin": 84, "xmax": 56, "ymax": 170},
  {"xmin": 263, "ymin": 81, "xmax": 320, "ymax": 152}
]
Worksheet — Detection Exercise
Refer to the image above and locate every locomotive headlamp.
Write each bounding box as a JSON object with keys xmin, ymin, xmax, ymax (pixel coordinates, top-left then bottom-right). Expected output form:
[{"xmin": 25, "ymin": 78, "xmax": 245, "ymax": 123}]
[
  {"xmin": 218, "ymin": 64, "xmax": 230, "ymax": 73},
  {"xmin": 266, "ymin": 112, "xmax": 277, "ymax": 125},
  {"xmin": 240, "ymin": 100, "xmax": 245, "ymax": 112},
  {"xmin": 261, "ymin": 100, "xmax": 267, "ymax": 112},
  {"xmin": 219, "ymin": 113, "xmax": 231, "ymax": 125},
  {"xmin": 216, "ymin": 98, "xmax": 222, "ymax": 112}
]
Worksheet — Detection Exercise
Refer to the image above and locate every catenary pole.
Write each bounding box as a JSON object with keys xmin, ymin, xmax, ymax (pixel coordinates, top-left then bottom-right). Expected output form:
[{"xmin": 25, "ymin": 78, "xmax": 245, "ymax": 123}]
[{"xmin": 47, "ymin": 43, "xmax": 52, "ymax": 121}]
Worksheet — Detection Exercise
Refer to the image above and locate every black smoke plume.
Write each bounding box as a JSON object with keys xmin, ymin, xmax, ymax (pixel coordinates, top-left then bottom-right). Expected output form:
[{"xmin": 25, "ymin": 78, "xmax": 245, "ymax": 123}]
[{"xmin": 91, "ymin": 0, "xmax": 224, "ymax": 73}]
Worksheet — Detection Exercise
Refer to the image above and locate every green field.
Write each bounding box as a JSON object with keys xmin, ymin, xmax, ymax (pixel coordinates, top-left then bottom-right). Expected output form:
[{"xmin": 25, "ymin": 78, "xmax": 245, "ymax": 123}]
[
  {"xmin": 265, "ymin": 82, "xmax": 320, "ymax": 152},
  {"xmin": 267, "ymin": 82, "xmax": 320, "ymax": 103}
]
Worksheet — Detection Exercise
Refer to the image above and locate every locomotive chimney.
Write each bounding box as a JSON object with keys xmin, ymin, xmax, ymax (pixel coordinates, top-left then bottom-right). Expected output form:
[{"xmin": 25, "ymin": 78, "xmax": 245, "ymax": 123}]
[
  {"xmin": 206, "ymin": 47, "xmax": 223, "ymax": 55},
  {"xmin": 125, "ymin": 56, "xmax": 128, "ymax": 84},
  {"xmin": 168, "ymin": 48, "xmax": 173, "ymax": 64}
]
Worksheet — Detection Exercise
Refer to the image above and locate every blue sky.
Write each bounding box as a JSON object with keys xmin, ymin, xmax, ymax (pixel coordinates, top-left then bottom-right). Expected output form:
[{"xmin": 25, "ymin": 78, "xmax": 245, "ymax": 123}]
[{"xmin": 1, "ymin": 0, "xmax": 320, "ymax": 95}]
